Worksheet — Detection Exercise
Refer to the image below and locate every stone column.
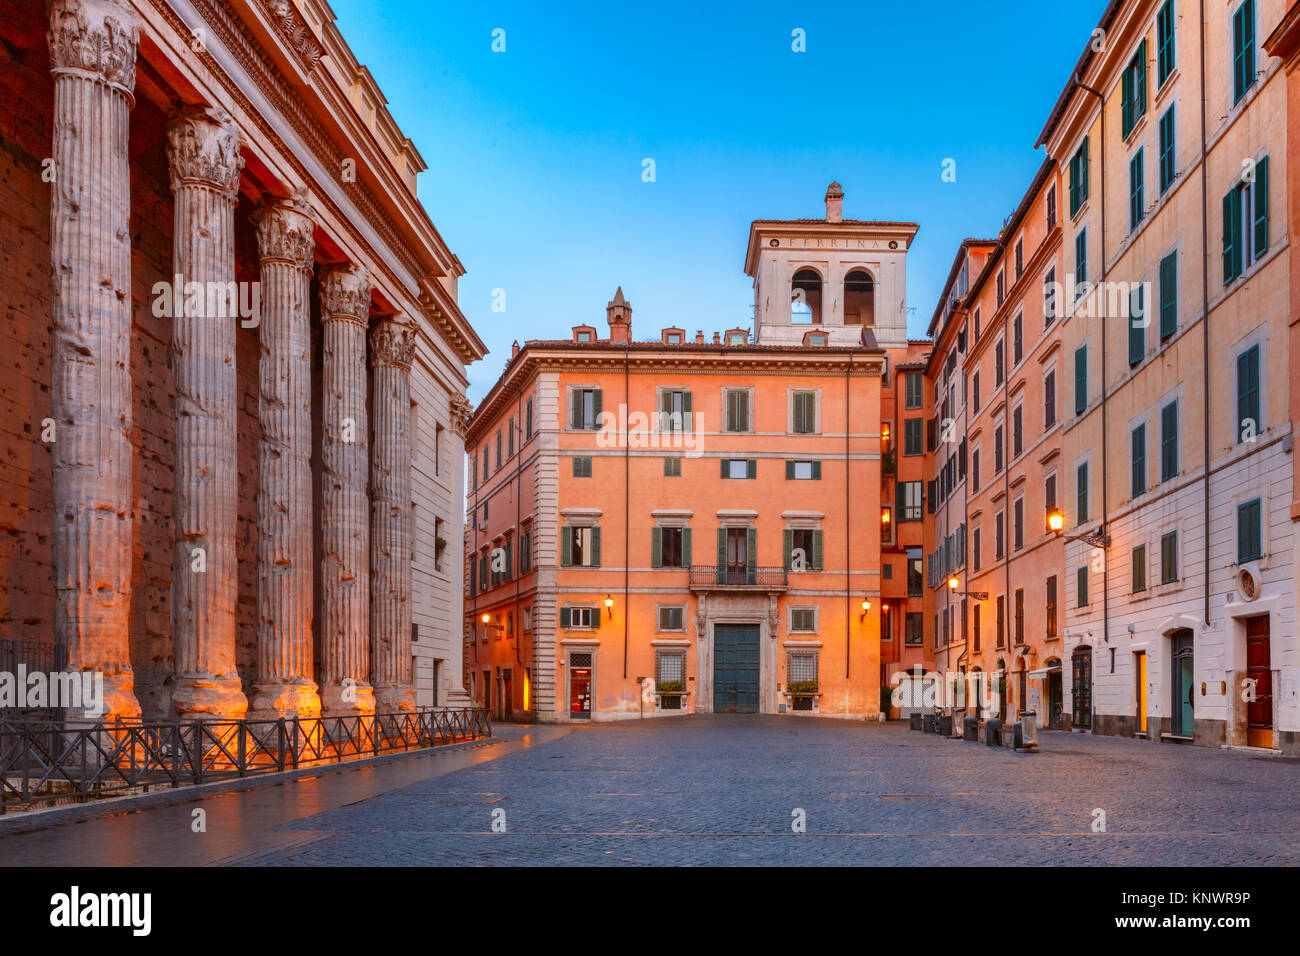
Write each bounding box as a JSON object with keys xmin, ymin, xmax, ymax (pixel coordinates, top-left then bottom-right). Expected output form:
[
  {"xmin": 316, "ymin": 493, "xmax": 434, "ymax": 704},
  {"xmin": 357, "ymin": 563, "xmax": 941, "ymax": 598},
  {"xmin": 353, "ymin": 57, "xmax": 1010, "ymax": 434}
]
[
  {"xmin": 370, "ymin": 319, "xmax": 417, "ymax": 714},
  {"xmin": 444, "ymin": 393, "xmax": 474, "ymax": 707},
  {"xmin": 47, "ymin": 0, "xmax": 141, "ymax": 721},
  {"xmin": 165, "ymin": 106, "xmax": 247, "ymax": 719},
  {"xmin": 319, "ymin": 264, "xmax": 374, "ymax": 715},
  {"xmin": 249, "ymin": 192, "xmax": 319, "ymax": 719}
]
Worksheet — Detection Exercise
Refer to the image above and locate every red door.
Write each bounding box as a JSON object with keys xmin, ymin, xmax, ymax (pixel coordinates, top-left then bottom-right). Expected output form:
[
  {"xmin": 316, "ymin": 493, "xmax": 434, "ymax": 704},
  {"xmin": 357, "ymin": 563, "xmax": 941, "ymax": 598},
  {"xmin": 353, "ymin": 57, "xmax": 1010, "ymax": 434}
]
[
  {"xmin": 570, "ymin": 668, "xmax": 591, "ymax": 719},
  {"xmin": 1246, "ymin": 616, "xmax": 1272, "ymax": 748}
]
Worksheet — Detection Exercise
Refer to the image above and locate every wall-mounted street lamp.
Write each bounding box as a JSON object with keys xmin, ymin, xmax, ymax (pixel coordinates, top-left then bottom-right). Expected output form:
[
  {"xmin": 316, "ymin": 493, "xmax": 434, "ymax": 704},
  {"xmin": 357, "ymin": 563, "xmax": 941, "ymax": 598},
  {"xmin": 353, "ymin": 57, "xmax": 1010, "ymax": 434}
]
[
  {"xmin": 859, "ymin": 598, "xmax": 871, "ymax": 621},
  {"xmin": 604, "ymin": 595, "xmax": 614, "ymax": 619},
  {"xmin": 880, "ymin": 509, "xmax": 891, "ymax": 526},
  {"xmin": 480, "ymin": 612, "xmax": 504, "ymax": 635},
  {"xmin": 947, "ymin": 576, "xmax": 989, "ymax": 601},
  {"xmin": 1045, "ymin": 509, "xmax": 1111, "ymax": 548}
]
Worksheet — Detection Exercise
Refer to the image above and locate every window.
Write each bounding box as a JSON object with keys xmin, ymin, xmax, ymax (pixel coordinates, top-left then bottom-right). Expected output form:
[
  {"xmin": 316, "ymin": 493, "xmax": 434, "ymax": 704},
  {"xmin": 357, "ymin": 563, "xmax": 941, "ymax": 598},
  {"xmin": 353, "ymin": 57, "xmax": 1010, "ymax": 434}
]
[
  {"xmin": 1132, "ymin": 545, "xmax": 1147, "ymax": 593},
  {"xmin": 904, "ymin": 612, "xmax": 923, "ymax": 645},
  {"xmin": 899, "ymin": 481, "xmax": 923, "ymax": 521},
  {"xmin": 1075, "ymin": 229, "xmax": 1088, "ymax": 293},
  {"xmin": 973, "ymin": 527, "xmax": 982, "ymax": 572},
  {"xmin": 1044, "ymin": 268, "xmax": 1058, "ymax": 325},
  {"xmin": 1236, "ymin": 343, "xmax": 1260, "ymax": 442},
  {"xmin": 1013, "ymin": 497, "xmax": 1024, "ymax": 551},
  {"xmin": 1159, "ymin": 251, "xmax": 1177, "ymax": 338},
  {"xmin": 995, "ymin": 509, "xmax": 1005, "ymax": 560},
  {"xmin": 1129, "ymin": 148, "xmax": 1145, "ymax": 232},
  {"xmin": 664, "ymin": 457, "xmax": 682, "ymax": 477},
  {"xmin": 1078, "ymin": 566, "xmax": 1090, "ymax": 607},
  {"xmin": 787, "ymin": 460, "xmax": 822, "ymax": 480},
  {"xmin": 996, "ymin": 270, "xmax": 1005, "ymax": 307},
  {"xmin": 561, "ymin": 606, "xmax": 599, "ymax": 629},
  {"xmin": 972, "ymin": 371, "xmax": 981, "ymax": 412},
  {"xmin": 1046, "ymin": 576, "xmax": 1058, "ymax": 639},
  {"xmin": 664, "ymin": 331, "xmax": 682, "ymax": 345},
  {"xmin": 1014, "ymin": 589, "xmax": 1025, "ymax": 644},
  {"xmin": 1069, "ymin": 138, "xmax": 1090, "ymax": 216},
  {"xmin": 1012, "ymin": 405, "xmax": 1023, "ymax": 458},
  {"xmin": 907, "ymin": 548, "xmax": 923, "ymax": 597},
  {"xmin": 519, "ymin": 530, "xmax": 532, "ymax": 573},
  {"xmin": 572, "ymin": 456, "xmax": 592, "ymax": 478},
  {"xmin": 1121, "ymin": 40, "xmax": 1148, "ymax": 139},
  {"xmin": 656, "ymin": 649, "xmax": 685, "ymax": 689},
  {"xmin": 658, "ymin": 606, "xmax": 686, "ymax": 632},
  {"xmin": 994, "ymin": 425, "xmax": 1004, "ymax": 474},
  {"xmin": 973, "ymin": 308, "xmax": 982, "ymax": 341},
  {"xmin": 995, "ymin": 338, "xmax": 1004, "ymax": 386},
  {"xmin": 971, "ymin": 448, "xmax": 981, "ymax": 493},
  {"xmin": 660, "ymin": 389, "xmax": 692, "ymax": 432},
  {"xmin": 996, "ymin": 595, "xmax": 1006, "ymax": 647},
  {"xmin": 1074, "ymin": 346, "xmax": 1087, "ymax": 414},
  {"xmin": 482, "ymin": 446, "xmax": 489, "ymax": 481},
  {"xmin": 1129, "ymin": 283, "xmax": 1146, "ymax": 366},
  {"xmin": 903, "ymin": 418, "xmax": 923, "ymax": 456},
  {"xmin": 790, "ymin": 608, "xmax": 816, "ymax": 633},
  {"xmin": 1161, "ymin": 530, "xmax": 1178, "ymax": 583},
  {"xmin": 904, "ymin": 371, "xmax": 923, "ymax": 409},
  {"xmin": 785, "ymin": 528, "xmax": 823, "ymax": 571},
  {"xmin": 722, "ymin": 459, "xmax": 756, "ymax": 479},
  {"xmin": 1015, "ymin": 239, "xmax": 1024, "ymax": 278},
  {"xmin": 561, "ymin": 526, "xmax": 600, "ymax": 567},
  {"xmin": 791, "ymin": 269, "xmax": 822, "ymax": 324},
  {"xmin": 1076, "ymin": 461, "xmax": 1090, "ymax": 524},
  {"xmin": 652, "ymin": 526, "xmax": 687, "ymax": 568},
  {"xmin": 1047, "ymin": 185, "xmax": 1057, "ymax": 229},
  {"xmin": 1161, "ymin": 401, "xmax": 1178, "ymax": 481},
  {"xmin": 507, "ymin": 417, "xmax": 515, "ymax": 458},
  {"xmin": 973, "ymin": 603, "xmax": 982, "ymax": 651},
  {"xmin": 844, "ymin": 269, "xmax": 876, "ymax": 325},
  {"xmin": 791, "ymin": 391, "xmax": 818, "ymax": 434},
  {"xmin": 724, "ymin": 389, "xmax": 751, "ymax": 432},
  {"xmin": 1233, "ymin": 0, "xmax": 1256, "ymax": 105},
  {"xmin": 1013, "ymin": 313, "xmax": 1023, "ymax": 365},
  {"xmin": 727, "ymin": 331, "xmax": 748, "ymax": 346},
  {"xmin": 569, "ymin": 388, "xmax": 602, "ymax": 430},
  {"xmin": 495, "ymin": 430, "xmax": 502, "ymax": 470},
  {"xmin": 804, "ymin": 332, "xmax": 828, "ymax": 347},
  {"xmin": 525, "ymin": 397, "xmax": 534, "ymax": 440},
  {"xmin": 881, "ymin": 603, "xmax": 894, "ymax": 642},
  {"xmin": 1044, "ymin": 370, "xmax": 1057, "ymax": 429},
  {"xmin": 1159, "ymin": 107, "xmax": 1176, "ymax": 195},
  {"xmin": 1045, "ymin": 473, "xmax": 1058, "ymax": 512},
  {"xmin": 1157, "ymin": 0, "xmax": 1175, "ymax": 86},
  {"xmin": 1131, "ymin": 424, "xmax": 1146, "ymax": 498},
  {"xmin": 1237, "ymin": 498, "xmax": 1263, "ymax": 562},
  {"xmin": 1223, "ymin": 155, "xmax": 1269, "ymax": 282},
  {"xmin": 575, "ymin": 330, "xmax": 593, "ymax": 343}
]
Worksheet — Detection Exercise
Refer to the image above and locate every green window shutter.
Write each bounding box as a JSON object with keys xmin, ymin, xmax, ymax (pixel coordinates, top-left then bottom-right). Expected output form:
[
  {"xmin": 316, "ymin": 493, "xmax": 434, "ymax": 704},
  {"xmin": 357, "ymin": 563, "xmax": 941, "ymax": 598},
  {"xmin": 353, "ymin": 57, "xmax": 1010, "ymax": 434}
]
[
  {"xmin": 812, "ymin": 530, "xmax": 823, "ymax": 571},
  {"xmin": 1254, "ymin": 155, "xmax": 1269, "ymax": 257},
  {"xmin": 1121, "ymin": 63, "xmax": 1134, "ymax": 138},
  {"xmin": 570, "ymin": 390, "xmax": 582, "ymax": 429},
  {"xmin": 1161, "ymin": 401, "xmax": 1179, "ymax": 481},
  {"xmin": 1224, "ymin": 187, "xmax": 1241, "ymax": 282},
  {"xmin": 592, "ymin": 389, "xmax": 603, "ymax": 428},
  {"xmin": 1238, "ymin": 498, "xmax": 1262, "ymax": 562},
  {"xmin": 591, "ymin": 527, "xmax": 601, "ymax": 567},
  {"xmin": 1077, "ymin": 462, "xmax": 1089, "ymax": 523},
  {"xmin": 783, "ymin": 529, "xmax": 793, "ymax": 570},
  {"xmin": 895, "ymin": 481, "xmax": 904, "ymax": 520},
  {"xmin": 560, "ymin": 606, "xmax": 571, "ymax": 628},
  {"xmin": 1078, "ymin": 566, "xmax": 1089, "ymax": 606},
  {"xmin": 785, "ymin": 460, "xmax": 795, "ymax": 480},
  {"xmin": 561, "ymin": 529, "xmax": 572, "ymax": 567},
  {"xmin": 1074, "ymin": 346, "xmax": 1087, "ymax": 414},
  {"xmin": 747, "ymin": 459, "xmax": 757, "ymax": 479},
  {"xmin": 469, "ymin": 562, "xmax": 476, "ymax": 596},
  {"xmin": 651, "ymin": 527, "xmax": 662, "ymax": 568},
  {"xmin": 812, "ymin": 460, "xmax": 822, "ymax": 480},
  {"xmin": 1131, "ymin": 424, "xmax": 1146, "ymax": 497},
  {"xmin": 1081, "ymin": 137, "xmax": 1089, "ymax": 203},
  {"xmin": 746, "ymin": 528, "xmax": 757, "ymax": 578},
  {"xmin": 682, "ymin": 527, "xmax": 691, "ymax": 566},
  {"xmin": 1237, "ymin": 344, "xmax": 1260, "ymax": 441},
  {"xmin": 1137, "ymin": 40, "xmax": 1147, "ymax": 119},
  {"xmin": 716, "ymin": 527, "xmax": 726, "ymax": 570},
  {"xmin": 1159, "ymin": 252, "xmax": 1177, "ymax": 338},
  {"xmin": 721, "ymin": 458, "xmax": 729, "ymax": 478},
  {"xmin": 1128, "ymin": 285, "xmax": 1145, "ymax": 365},
  {"xmin": 505, "ymin": 540, "xmax": 513, "ymax": 578},
  {"xmin": 683, "ymin": 390, "xmax": 693, "ymax": 417}
]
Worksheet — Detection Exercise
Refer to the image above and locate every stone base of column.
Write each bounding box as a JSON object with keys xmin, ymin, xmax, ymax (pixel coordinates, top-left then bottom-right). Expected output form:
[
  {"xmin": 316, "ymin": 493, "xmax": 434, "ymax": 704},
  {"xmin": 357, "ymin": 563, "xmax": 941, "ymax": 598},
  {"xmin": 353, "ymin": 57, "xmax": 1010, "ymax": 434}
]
[
  {"xmin": 374, "ymin": 685, "xmax": 416, "ymax": 714},
  {"xmin": 172, "ymin": 676, "xmax": 248, "ymax": 721},
  {"xmin": 248, "ymin": 680, "xmax": 321, "ymax": 721},
  {"xmin": 320, "ymin": 679, "xmax": 376, "ymax": 716},
  {"xmin": 443, "ymin": 686, "xmax": 473, "ymax": 708},
  {"xmin": 72, "ymin": 670, "xmax": 142, "ymax": 723}
]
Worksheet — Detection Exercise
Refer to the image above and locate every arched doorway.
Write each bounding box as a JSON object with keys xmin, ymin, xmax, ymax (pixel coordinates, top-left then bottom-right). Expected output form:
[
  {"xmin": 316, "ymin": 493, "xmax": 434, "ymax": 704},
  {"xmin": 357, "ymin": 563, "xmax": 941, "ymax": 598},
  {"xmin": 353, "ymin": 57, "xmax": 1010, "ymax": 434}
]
[{"xmin": 1071, "ymin": 646, "xmax": 1093, "ymax": 730}]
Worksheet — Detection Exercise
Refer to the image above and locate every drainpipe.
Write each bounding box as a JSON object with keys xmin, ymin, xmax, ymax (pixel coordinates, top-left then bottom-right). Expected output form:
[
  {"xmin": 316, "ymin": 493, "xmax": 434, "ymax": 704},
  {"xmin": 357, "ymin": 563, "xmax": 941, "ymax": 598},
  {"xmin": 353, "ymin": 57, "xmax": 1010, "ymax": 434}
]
[
  {"xmin": 1198, "ymin": 0, "xmax": 1212, "ymax": 628},
  {"xmin": 846, "ymin": 351, "xmax": 853, "ymax": 680},
  {"xmin": 513, "ymin": 381, "xmax": 522, "ymax": 667},
  {"xmin": 624, "ymin": 345, "xmax": 630, "ymax": 680}
]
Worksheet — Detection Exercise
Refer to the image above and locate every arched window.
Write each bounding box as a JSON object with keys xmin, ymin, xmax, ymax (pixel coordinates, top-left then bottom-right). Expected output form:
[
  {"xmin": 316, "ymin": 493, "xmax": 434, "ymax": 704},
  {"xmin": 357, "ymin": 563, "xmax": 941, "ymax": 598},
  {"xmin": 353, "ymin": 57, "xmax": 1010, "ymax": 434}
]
[
  {"xmin": 791, "ymin": 269, "xmax": 822, "ymax": 324},
  {"xmin": 844, "ymin": 269, "xmax": 875, "ymax": 326}
]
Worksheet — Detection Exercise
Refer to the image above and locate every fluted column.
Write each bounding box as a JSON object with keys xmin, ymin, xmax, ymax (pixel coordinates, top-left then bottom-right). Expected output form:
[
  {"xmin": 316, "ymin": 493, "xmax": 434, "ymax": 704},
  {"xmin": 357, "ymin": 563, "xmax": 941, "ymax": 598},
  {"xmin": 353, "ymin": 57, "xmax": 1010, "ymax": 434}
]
[
  {"xmin": 370, "ymin": 319, "xmax": 417, "ymax": 714},
  {"xmin": 47, "ymin": 0, "xmax": 141, "ymax": 720},
  {"xmin": 319, "ymin": 265, "xmax": 374, "ymax": 715},
  {"xmin": 249, "ymin": 192, "xmax": 319, "ymax": 719},
  {"xmin": 166, "ymin": 106, "xmax": 247, "ymax": 720},
  {"xmin": 444, "ymin": 393, "xmax": 474, "ymax": 707}
]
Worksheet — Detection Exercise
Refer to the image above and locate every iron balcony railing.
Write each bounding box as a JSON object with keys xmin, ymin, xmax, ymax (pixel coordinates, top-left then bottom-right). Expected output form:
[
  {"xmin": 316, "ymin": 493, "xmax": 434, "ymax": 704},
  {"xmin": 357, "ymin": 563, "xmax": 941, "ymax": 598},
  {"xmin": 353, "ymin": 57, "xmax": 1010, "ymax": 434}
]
[
  {"xmin": 0, "ymin": 707, "xmax": 490, "ymax": 814},
  {"xmin": 688, "ymin": 566, "xmax": 788, "ymax": 589}
]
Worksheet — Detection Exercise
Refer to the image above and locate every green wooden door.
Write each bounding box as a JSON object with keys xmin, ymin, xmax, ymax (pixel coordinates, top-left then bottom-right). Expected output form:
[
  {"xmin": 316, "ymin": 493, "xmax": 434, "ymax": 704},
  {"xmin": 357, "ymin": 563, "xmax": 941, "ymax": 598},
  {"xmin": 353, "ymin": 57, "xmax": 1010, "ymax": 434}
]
[{"xmin": 713, "ymin": 625, "xmax": 760, "ymax": 713}]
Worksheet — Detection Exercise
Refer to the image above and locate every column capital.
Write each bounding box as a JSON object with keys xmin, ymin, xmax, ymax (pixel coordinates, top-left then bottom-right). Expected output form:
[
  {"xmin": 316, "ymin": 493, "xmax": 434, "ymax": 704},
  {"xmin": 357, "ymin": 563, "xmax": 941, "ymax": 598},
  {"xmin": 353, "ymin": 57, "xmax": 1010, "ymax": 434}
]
[
  {"xmin": 320, "ymin": 263, "xmax": 371, "ymax": 325},
  {"xmin": 449, "ymin": 393, "xmax": 474, "ymax": 437},
  {"xmin": 48, "ymin": 0, "xmax": 139, "ymax": 101},
  {"xmin": 166, "ymin": 105, "xmax": 244, "ymax": 201},
  {"xmin": 253, "ymin": 189, "xmax": 316, "ymax": 273},
  {"xmin": 370, "ymin": 318, "xmax": 417, "ymax": 370}
]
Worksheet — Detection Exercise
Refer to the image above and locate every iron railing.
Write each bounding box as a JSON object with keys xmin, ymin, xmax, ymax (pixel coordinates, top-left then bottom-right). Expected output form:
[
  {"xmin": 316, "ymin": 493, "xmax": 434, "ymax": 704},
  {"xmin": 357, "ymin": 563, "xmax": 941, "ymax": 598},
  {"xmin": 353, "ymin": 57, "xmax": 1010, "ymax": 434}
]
[
  {"xmin": 0, "ymin": 639, "xmax": 68, "ymax": 722},
  {"xmin": 688, "ymin": 566, "xmax": 788, "ymax": 588},
  {"xmin": 0, "ymin": 707, "xmax": 490, "ymax": 813}
]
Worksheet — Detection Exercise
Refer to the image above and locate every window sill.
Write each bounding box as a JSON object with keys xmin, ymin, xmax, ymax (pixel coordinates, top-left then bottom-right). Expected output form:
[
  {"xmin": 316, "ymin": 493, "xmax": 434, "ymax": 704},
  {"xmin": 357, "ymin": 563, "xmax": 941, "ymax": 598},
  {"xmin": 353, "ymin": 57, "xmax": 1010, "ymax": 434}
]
[
  {"xmin": 1122, "ymin": 112, "xmax": 1148, "ymax": 148},
  {"xmin": 1154, "ymin": 69, "xmax": 1179, "ymax": 107}
]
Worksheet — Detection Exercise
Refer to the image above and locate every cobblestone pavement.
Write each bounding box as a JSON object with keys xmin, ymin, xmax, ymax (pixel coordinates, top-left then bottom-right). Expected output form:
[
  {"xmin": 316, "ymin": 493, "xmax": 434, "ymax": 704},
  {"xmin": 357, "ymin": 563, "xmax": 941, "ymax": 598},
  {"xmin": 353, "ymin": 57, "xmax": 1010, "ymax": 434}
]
[{"xmin": 228, "ymin": 715, "xmax": 1300, "ymax": 866}]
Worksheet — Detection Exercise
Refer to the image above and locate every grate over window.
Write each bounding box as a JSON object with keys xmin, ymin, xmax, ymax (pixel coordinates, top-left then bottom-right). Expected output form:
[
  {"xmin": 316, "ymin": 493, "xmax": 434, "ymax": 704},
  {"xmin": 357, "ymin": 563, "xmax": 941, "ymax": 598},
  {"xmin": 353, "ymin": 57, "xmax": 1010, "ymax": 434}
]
[{"xmin": 570, "ymin": 653, "xmax": 592, "ymax": 668}]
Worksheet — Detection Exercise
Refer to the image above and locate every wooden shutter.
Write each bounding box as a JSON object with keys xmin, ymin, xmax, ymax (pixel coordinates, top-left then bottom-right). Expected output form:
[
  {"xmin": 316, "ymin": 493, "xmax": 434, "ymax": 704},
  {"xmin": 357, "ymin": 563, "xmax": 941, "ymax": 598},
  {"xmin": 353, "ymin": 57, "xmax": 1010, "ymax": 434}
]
[
  {"xmin": 716, "ymin": 527, "xmax": 726, "ymax": 570},
  {"xmin": 570, "ymin": 389, "xmax": 582, "ymax": 429},
  {"xmin": 812, "ymin": 530, "xmax": 823, "ymax": 570},
  {"xmin": 592, "ymin": 389, "xmax": 603, "ymax": 427},
  {"xmin": 721, "ymin": 458, "xmax": 729, "ymax": 478},
  {"xmin": 1159, "ymin": 252, "xmax": 1177, "ymax": 338},
  {"xmin": 651, "ymin": 527, "xmax": 662, "ymax": 568},
  {"xmin": 469, "ymin": 562, "xmax": 476, "ymax": 596},
  {"xmin": 783, "ymin": 529, "xmax": 794, "ymax": 570},
  {"xmin": 561, "ymin": 528, "xmax": 572, "ymax": 567},
  {"xmin": 591, "ymin": 527, "xmax": 601, "ymax": 567},
  {"xmin": 560, "ymin": 606, "xmax": 571, "ymax": 628},
  {"xmin": 1223, "ymin": 188, "xmax": 1239, "ymax": 282},
  {"xmin": 682, "ymin": 527, "xmax": 691, "ymax": 566},
  {"xmin": 1254, "ymin": 155, "xmax": 1269, "ymax": 256},
  {"xmin": 1129, "ymin": 286, "xmax": 1144, "ymax": 365},
  {"xmin": 1074, "ymin": 347, "xmax": 1087, "ymax": 414},
  {"xmin": 746, "ymin": 528, "xmax": 757, "ymax": 579},
  {"xmin": 786, "ymin": 460, "xmax": 795, "ymax": 480},
  {"xmin": 747, "ymin": 459, "xmax": 757, "ymax": 479},
  {"xmin": 812, "ymin": 461, "xmax": 822, "ymax": 479}
]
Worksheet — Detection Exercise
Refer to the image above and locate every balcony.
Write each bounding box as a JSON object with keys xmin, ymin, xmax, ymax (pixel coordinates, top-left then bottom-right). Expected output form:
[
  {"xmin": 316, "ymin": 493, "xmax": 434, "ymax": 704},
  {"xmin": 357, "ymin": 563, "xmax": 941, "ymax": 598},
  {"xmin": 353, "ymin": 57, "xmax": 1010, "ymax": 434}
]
[{"xmin": 688, "ymin": 566, "xmax": 788, "ymax": 591}]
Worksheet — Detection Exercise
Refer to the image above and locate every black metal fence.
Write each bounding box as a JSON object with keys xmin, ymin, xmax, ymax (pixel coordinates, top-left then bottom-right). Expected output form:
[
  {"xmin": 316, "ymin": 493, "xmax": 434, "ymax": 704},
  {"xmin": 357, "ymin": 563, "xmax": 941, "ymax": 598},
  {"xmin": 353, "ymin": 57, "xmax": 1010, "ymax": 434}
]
[{"xmin": 0, "ymin": 707, "xmax": 490, "ymax": 813}]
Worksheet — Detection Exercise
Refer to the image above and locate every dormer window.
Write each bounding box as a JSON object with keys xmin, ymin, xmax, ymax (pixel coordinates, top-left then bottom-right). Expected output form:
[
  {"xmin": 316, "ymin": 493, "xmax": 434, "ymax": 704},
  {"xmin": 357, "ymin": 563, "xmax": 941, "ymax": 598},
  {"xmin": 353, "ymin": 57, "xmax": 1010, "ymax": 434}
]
[
  {"xmin": 662, "ymin": 327, "xmax": 685, "ymax": 345},
  {"xmin": 572, "ymin": 325, "xmax": 596, "ymax": 343},
  {"xmin": 803, "ymin": 331, "xmax": 829, "ymax": 347},
  {"xmin": 726, "ymin": 330, "xmax": 749, "ymax": 346}
]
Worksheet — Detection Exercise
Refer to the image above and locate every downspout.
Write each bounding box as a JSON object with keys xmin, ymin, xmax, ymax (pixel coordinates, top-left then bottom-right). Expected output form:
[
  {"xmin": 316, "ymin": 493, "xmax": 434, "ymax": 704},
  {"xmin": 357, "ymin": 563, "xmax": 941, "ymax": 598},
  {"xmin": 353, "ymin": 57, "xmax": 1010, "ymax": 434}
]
[
  {"xmin": 1199, "ymin": 0, "xmax": 1212, "ymax": 627},
  {"xmin": 513, "ymin": 381, "xmax": 522, "ymax": 667},
  {"xmin": 471, "ymin": 428, "xmax": 480, "ymax": 668},
  {"xmin": 846, "ymin": 351, "xmax": 853, "ymax": 680},
  {"xmin": 624, "ymin": 345, "xmax": 630, "ymax": 680}
]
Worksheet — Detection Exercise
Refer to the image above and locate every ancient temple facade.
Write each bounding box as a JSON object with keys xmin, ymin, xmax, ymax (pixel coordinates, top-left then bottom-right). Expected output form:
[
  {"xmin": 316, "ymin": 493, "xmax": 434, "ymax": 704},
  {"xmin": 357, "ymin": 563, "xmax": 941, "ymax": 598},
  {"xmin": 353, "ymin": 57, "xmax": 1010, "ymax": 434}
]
[{"xmin": 0, "ymin": 0, "xmax": 485, "ymax": 721}]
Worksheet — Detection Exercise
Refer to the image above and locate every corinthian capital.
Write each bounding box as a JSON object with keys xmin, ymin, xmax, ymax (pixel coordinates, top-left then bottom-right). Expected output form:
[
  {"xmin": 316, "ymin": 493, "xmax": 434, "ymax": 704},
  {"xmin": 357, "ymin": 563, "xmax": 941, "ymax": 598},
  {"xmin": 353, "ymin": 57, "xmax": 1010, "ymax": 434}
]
[
  {"xmin": 370, "ymin": 318, "xmax": 418, "ymax": 369},
  {"xmin": 253, "ymin": 189, "xmax": 316, "ymax": 272},
  {"xmin": 320, "ymin": 263, "xmax": 371, "ymax": 324},
  {"xmin": 448, "ymin": 393, "xmax": 474, "ymax": 437},
  {"xmin": 166, "ymin": 105, "xmax": 245, "ymax": 200},
  {"xmin": 48, "ymin": 0, "xmax": 139, "ymax": 98}
]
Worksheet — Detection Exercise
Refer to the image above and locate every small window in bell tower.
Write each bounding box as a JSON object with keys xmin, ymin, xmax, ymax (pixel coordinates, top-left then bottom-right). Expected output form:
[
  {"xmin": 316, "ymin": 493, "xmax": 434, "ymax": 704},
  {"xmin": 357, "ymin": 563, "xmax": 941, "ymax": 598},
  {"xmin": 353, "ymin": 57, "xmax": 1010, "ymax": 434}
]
[
  {"xmin": 791, "ymin": 269, "xmax": 823, "ymax": 325},
  {"xmin": 844, "ymin": 269, "xmax": 875, "ymax": 326}
]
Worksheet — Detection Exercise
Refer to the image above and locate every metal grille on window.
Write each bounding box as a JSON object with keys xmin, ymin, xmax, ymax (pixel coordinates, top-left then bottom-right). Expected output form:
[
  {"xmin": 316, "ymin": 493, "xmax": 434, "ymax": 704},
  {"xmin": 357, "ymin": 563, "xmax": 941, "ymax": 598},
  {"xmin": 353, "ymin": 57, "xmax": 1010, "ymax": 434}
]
[
  {"xmin": 656, "ymin": 652, "xmax": 684, "ymax": 709},
  {"xmin": 571, "ymin": 653, "xmax": 592, "ymax": 668},
  {"xmin": 788, "ymin": 652, "xmax": 817, "ymax": 682}
]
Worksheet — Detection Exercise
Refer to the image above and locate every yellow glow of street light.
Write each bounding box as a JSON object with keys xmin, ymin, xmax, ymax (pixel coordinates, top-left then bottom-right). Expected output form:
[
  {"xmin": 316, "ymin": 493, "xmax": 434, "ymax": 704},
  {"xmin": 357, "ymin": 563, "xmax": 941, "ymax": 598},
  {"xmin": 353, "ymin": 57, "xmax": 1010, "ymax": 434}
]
[
  {"xmin": 1047, "ymin": 509, "xmax": 1065, "ymax": 533},
  {"xmin": 947, "ymin": 576, "xmax": 960, "ymax": 590}
]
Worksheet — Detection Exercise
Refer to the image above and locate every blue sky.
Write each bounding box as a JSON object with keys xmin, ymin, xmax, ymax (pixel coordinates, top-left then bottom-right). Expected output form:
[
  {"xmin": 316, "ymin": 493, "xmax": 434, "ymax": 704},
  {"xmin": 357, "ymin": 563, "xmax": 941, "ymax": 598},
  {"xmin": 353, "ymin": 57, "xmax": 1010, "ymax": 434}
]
[{"xmin": 331, "ymin": 0, "xmax": 1105, "ymax": 400}]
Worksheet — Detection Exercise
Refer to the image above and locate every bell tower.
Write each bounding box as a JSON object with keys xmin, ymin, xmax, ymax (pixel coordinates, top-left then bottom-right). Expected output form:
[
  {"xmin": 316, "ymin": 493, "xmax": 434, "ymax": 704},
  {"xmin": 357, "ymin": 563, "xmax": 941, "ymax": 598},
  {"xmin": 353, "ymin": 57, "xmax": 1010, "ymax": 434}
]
[{"xmin": 743, "ymin": 182, "xmax": 919, "ymax": 348}]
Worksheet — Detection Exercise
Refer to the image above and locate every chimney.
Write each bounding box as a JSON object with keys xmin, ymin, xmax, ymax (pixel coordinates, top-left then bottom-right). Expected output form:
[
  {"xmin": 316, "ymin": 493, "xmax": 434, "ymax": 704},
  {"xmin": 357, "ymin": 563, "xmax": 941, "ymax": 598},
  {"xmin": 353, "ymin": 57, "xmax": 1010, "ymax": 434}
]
[
  {"xmin": 606, "ymin": 286, "xmax": 632, "ymax": 344},
  {"xmin": 511, "ymin": 340, "xmax": 520, "ymax": 359},
  {"xmin": 825, "ymin": 181, "xmax": 844, "ymax": 223},
  {"xmin": 695, "ymin": 330, "xmax": 704, "ymax": 344},
  {"xmin": 712, "ymin": 331, "xmax": 721, "ymax": 345}
]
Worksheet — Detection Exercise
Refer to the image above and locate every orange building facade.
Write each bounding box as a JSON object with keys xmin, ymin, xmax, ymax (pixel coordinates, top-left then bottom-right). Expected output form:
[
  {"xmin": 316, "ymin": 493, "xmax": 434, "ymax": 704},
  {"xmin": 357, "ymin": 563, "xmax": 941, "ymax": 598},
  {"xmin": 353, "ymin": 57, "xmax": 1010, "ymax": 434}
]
[{"xmin": 465, "ymin": 189, "xmax": 919, "ymax": 721}]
